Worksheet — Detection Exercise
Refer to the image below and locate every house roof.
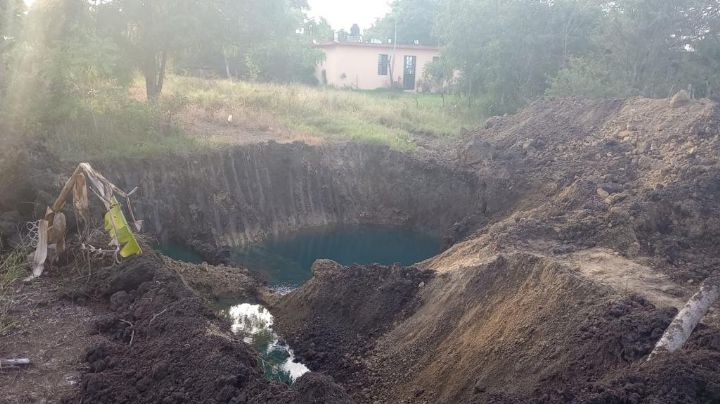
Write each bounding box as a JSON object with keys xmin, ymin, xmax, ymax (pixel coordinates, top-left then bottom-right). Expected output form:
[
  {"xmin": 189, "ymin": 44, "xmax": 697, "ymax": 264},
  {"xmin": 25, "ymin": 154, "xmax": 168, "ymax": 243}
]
[{"xmin": 315, "ymin": 41, "xmax": 440, "ymax": 52}]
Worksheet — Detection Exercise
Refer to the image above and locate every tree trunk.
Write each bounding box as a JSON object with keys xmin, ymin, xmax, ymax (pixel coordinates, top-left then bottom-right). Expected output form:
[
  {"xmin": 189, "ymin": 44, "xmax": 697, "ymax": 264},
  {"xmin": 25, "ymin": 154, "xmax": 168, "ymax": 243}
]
[
  {"xmin": 144, "ymin": 55, "xmax": 159, "ymax": 101},
  {"xmin": 157, "ymin": 50, "xmax": 167, "ymax": 95},
  {"xmin": 648, "ymin": 272, "xmax": 720, "ymax": 361},
  {"xmin": 223, "ymin": 51, "xmax": 232, "ymax": 81},
  {"xmin": 143, "ymin": 50, "xmax": 167, "ymax": 102}
]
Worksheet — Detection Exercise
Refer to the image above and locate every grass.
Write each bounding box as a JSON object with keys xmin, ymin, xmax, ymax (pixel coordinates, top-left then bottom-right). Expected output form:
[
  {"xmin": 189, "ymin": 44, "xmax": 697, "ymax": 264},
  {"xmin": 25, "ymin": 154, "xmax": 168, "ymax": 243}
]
[
  {"xmin": 164, "ymin": 76, "xmax": 484, "ymax": 150},
  {"xmin": 23, "ymin": 75, "xmax": 483, "ymax": 161},
  {"xmin": 0, "ymin": 247, "xmax": 29, "ymax": 335},
  {"xmin": 42, "ymin": 91, "xmax": 208, "ymax": 162}
]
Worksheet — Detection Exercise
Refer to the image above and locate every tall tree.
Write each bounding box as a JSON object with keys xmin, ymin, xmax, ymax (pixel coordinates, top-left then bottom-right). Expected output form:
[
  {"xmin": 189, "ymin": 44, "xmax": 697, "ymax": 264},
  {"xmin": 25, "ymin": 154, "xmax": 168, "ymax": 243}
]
[
  {"xmin": 97, "ymin": 0, "xmax": 220, "ymax": 100},
  {"xmin": 549, "ymin": 0, "xmax": 720, "ymax": 98},
  {"xmin": 174, "ymin": 0, "xmax": 323, "ymax": 84},
  {"xmin": 437, "ymin": 0, "xmax": 599, "ymax": 113},
  {"xmin": 0, "ymin": 0, "xmax": 25, "ymax": 92},
  {"xmin": 365, "ymin": 0, "xmax": 440, "ymax": 45}
]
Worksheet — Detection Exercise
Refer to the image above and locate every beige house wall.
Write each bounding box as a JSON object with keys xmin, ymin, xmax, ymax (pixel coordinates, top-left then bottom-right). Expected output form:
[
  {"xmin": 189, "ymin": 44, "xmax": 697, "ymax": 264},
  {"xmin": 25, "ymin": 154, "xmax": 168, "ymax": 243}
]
[{"xmin": 316, "ymin": 43, "xmax": 440, "ymax": 91}]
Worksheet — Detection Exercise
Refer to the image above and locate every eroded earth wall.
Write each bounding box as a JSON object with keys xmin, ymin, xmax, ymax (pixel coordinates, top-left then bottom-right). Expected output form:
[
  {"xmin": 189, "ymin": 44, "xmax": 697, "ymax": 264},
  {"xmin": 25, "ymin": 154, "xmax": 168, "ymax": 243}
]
[{"xmin": 100, "ymin": 142, "xmax": 509, "ymax": 249}]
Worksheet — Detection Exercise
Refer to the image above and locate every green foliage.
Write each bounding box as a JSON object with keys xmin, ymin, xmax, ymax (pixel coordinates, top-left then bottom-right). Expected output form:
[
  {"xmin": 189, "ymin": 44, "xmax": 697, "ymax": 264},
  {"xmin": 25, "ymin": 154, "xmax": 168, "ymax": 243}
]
[
  {"xmin": 547, "ymin": 58, "xmax": 629, "ymax": 98},
  {"xmin": 94, "ymin": 0, "xmax": 220, "ymax": 99},
  {"xmin": 437, "ymin": 0, "xmax": 599, "ymax": 114},
  {"xmin": 365, "ymin": 0, "xmax": 440, "ymax": 45},
  {"xmin": 546, "ymin": 0, "xmax": 720, "ymax": 99},
  {"xmin": 45, "ymin": 90, "xmax": 204, "ymax": 161},
  {"xmin": 419, "ymin": 58, "xmax": 450, "ymax": 93},
  {"xmin": 175, "ymin": 0, "xmax": 324, "ymax": 85},
  {"xmin": 0, "ymin": 247, "xmax": 27, "ymax": 291},
  {"xmin": 2, "ymin": 0, "xmax": 133, "ymax": 135}
]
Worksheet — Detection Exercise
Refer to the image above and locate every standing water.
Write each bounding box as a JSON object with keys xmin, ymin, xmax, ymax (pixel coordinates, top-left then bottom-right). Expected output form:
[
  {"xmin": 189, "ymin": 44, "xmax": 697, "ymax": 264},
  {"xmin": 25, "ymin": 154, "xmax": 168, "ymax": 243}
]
[
  {"xmin": 158, "ymin": 224, "xmax": 441, "ymax": 383},
  {"xmin": 231, "ymin": 224, "xmax": 442, "ymax": 288},
  {"xmin": 219, "ymin": 303, "xmax": 309, "ymax": 383}
]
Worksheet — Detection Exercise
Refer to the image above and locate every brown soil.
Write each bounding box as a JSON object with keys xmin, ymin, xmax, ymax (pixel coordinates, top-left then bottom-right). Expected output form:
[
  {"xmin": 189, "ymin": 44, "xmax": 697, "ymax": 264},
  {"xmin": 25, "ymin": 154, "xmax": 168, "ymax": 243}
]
[
  {"xmin": 66, "ymin": 252, "xmax": 351, "ymax": 403},
  {"xmin": 1, "ymin": 249, "xmax": 350, "ymax": 403},
  {"xmin": 272, "ymin": 96, "xmax": 720, "ymax": 403},
  {"xmin": 0, "ymin": 268, "xmax": 106, "ymax": 403},
  {"xmin": 3, "ymin": 94, "xmax": 720, "ymax": 403}
]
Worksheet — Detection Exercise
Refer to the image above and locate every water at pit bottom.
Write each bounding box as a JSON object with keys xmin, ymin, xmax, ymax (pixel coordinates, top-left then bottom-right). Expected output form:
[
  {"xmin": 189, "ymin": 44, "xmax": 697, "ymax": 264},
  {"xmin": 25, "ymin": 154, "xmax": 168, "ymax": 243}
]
[
  {"xmin": 230, "ymin": 224, "xmax": 442, "ymax": 288},
  {"xmin": 218, "ymin": 303, "xmax": 309, "ymax": 384}
]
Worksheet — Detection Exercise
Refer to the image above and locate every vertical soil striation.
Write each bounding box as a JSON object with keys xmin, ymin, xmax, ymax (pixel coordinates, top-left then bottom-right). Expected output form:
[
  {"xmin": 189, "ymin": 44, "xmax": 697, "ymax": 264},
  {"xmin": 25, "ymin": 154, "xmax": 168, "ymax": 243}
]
[{"xmin": 97, "ymin": 142, "xmax": 502, "ymax": 256}]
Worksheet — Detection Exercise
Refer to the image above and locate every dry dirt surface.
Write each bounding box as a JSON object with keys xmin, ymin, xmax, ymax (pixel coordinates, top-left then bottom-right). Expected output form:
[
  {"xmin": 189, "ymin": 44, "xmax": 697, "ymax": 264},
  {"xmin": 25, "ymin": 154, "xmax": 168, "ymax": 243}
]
[
  {"xmin": 0, "ymin": 266, "xmax": 106, "ymax": 403},
  {"xmin": 273, "ymin": 96, "xmax": 720, "ymax": 403},
  {"xmin": 1, "ymin": 251, "xmax": 350, "ymax": 403}
]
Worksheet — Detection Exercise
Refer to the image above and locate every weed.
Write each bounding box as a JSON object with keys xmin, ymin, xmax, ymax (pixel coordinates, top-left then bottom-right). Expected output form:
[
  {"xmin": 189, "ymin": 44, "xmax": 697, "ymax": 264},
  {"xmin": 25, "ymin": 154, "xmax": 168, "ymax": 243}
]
[
  {"xmin": 164, "ymin": 76, "xmax": 484, "ymax": 150},
  {"xmin": 0, "ymin": 247, "xmax": 29, "ymax": 335}
]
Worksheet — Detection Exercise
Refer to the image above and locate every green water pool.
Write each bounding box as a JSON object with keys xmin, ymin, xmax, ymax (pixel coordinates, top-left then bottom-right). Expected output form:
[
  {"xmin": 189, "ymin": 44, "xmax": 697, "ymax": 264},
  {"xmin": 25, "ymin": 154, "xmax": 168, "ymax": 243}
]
[{"xmin": 159, "ymin": 224, "xmax": 442, "ymax": 288}]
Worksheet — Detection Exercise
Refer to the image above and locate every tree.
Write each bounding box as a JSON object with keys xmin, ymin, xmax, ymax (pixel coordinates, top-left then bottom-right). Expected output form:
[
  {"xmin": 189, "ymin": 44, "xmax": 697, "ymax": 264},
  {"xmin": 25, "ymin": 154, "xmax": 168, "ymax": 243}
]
[
  {"xmin": 304, "ymin": 17, "xmax": 334, "ymax": 44},
  {"xmin": 96, "ymin": 0, "xmax": 220, "ymax": 100},
  {"xmin": 436, "ymin": 0, "xmax": 599, "ymax": 114},
  {"xmin": 173, "ymin": 0, "xmax": 323, "ymax": 84},
  {"xmin": 0, "ymin": 0, "xmax": 25, "ymax": 92},
  {"xmin": 548, "ymin": 0, "xmax": 720, "ymax": 99},
  {"xmin": 365, "ymin": 0, "xmax": 440, "ymax": 45}
]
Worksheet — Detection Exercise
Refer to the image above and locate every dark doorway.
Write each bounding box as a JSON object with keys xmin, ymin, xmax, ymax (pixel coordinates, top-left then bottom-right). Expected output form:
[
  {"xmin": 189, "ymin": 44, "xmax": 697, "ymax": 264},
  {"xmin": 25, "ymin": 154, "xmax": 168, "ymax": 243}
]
[{"xmin": 403, "ymin": 55, "xmax": 417, "ymax": 90}]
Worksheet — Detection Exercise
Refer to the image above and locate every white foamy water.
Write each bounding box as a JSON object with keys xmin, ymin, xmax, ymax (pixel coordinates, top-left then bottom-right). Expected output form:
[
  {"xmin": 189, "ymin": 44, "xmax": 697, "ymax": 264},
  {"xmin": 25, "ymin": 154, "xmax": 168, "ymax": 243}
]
[{"xmin": 224, "ymin": 303, "xmax": 310, "ymax": 382}]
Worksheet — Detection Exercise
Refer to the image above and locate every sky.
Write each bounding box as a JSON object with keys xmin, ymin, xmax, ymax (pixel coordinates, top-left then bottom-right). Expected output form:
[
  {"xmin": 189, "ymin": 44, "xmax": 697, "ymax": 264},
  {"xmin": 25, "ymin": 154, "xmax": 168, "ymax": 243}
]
[{"xmin": 307, "ymin": 0, "xmax": 391, "ymax": 31}]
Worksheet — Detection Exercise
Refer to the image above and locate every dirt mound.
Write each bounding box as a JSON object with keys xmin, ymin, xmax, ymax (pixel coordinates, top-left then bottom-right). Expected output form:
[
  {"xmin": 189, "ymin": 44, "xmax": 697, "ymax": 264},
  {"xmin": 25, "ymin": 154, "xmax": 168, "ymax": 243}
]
[
  {"xmin": 66, "ymin": 253, "xmax": 347, "ymax": 403},
  {"xmin": 161, "ymin": 255, "xmax": 261, "ymax": 303},
  {"xmin": 273, "ymin": 260, "xmax": 433, "ymax": 393},
  {"xmin": 293, "ymin": 373, "xmax": 352, "ymax": 404},
  {"xmin": 439, "ymin": 96, "xmax": 720, "ymax": 281},
  {"xmin": 275, "ymin": 253, "xmax": 720, "ymax": 403}
]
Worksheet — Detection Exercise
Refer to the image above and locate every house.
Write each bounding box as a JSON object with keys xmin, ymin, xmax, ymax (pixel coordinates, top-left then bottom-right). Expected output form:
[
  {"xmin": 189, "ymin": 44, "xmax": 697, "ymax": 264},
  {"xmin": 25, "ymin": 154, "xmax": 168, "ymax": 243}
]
[{"xmin": 315, "ymin": 42, "xmax": 440, "ymax": 91}]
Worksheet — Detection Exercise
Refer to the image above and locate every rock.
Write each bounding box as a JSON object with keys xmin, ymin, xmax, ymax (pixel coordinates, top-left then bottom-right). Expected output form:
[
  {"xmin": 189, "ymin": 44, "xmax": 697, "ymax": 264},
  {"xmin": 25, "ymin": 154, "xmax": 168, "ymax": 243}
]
[
  {"xmin": 600, "ymin": 182, "xmax": 623, "ymax": 194},
  {"xmin": 636, "ymin": 141, "xmax": 651, "ymax": 154},
  {"xmin": 522, "ymin": 139, "xmax": 535, "ymax": 151},
  {"xmin": 597, "ymin": 188, "xmax": 610, "ymax": 199},
  {"xmin": 606, "ymin": 193, "xmax": 628, "ymax": 205},
  {"xmin": 109, "ymin": 291, "xmax": 131, "ymax": 312},
  {"xmin": 311, "ymin": 259, "xmax": 343, "ymax": 277},
  {"xmin": 484, "ymin": 116, "xmax": 501, "ymax": 129}
]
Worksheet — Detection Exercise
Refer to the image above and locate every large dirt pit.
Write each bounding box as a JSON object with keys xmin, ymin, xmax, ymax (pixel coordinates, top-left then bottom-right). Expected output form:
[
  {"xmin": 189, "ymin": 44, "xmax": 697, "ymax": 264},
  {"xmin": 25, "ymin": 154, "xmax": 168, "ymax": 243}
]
[{"xmin": 2, "ymin": 96, "xmax": 720, "ymax": 403}]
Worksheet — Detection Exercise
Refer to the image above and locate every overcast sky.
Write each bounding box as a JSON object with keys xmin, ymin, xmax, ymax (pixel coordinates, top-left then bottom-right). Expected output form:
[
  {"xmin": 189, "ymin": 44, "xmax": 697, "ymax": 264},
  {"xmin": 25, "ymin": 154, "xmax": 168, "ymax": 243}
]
[{"xmin": 307, "ymin": 0, "xmax": 391, "ymax": 31}]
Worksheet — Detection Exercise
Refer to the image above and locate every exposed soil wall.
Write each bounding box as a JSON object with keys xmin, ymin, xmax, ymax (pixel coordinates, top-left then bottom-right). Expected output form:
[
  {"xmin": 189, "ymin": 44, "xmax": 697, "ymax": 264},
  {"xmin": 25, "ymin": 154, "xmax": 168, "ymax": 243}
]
[{"xmin": 98, "ymin": 142, "xmax": 503, "ymax": 254}]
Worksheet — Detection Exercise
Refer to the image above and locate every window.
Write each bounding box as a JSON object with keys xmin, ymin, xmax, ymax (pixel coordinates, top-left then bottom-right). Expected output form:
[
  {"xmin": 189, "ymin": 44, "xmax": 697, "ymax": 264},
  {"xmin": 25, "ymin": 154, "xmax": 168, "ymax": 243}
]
[{"xmin": 378, "ymin": 54, "xmax": 389, "ymax": 76}]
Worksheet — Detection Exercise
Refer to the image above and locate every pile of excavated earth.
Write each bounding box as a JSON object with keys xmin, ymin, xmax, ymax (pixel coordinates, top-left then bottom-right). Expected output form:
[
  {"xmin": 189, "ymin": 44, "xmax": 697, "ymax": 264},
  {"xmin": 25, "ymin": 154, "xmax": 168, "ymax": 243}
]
[{"xmin": 1, "ymin": 95, "xmax": 720, "ymax": 403}]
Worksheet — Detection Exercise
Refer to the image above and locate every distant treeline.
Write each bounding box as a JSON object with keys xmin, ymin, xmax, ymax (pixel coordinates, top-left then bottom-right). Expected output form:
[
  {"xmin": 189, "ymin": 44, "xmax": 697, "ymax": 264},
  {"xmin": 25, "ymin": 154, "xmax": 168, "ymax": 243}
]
[
  {"xmin": 370, "ymin": 0, "xmax": 720, "ymax": 114},
  {"xmin": 2, "ymin": 0, "xmax": 720, "ymax": 119}
]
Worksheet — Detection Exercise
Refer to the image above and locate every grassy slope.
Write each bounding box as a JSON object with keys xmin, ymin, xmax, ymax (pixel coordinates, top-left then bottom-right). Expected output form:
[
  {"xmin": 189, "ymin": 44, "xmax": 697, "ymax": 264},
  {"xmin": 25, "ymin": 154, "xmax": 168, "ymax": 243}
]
[
  {"xmin": 167, "ymin": 76, "xmax": 483, "ymax": 151},
  {"xmin": 45, "ymin": 76, "xmax": 483, "ymax": 161}
]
